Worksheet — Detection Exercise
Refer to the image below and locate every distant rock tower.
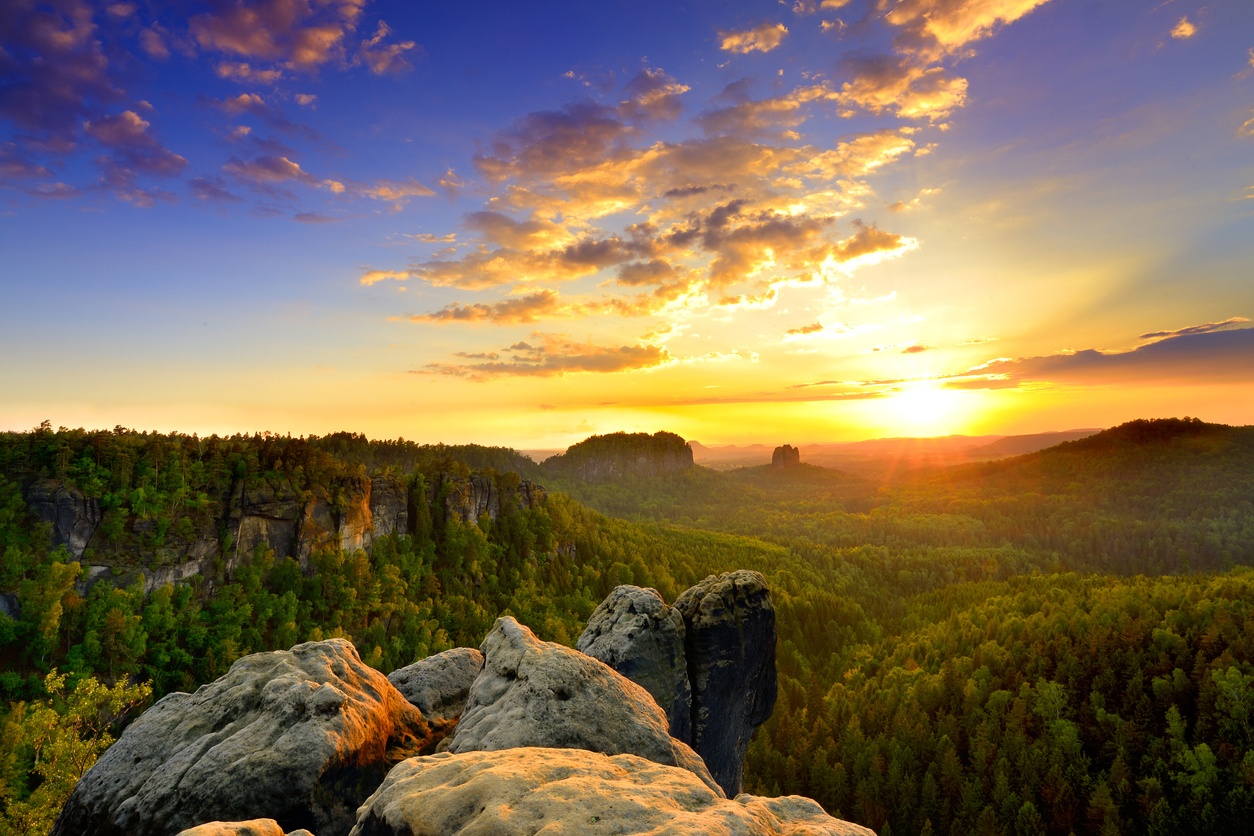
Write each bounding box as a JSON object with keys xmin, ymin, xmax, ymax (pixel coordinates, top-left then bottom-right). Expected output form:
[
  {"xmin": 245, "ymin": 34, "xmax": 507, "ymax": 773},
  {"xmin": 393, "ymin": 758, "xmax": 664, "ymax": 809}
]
[{"xmin": 771, "ymin": 445, "xmax": 800, "ymax": 467}]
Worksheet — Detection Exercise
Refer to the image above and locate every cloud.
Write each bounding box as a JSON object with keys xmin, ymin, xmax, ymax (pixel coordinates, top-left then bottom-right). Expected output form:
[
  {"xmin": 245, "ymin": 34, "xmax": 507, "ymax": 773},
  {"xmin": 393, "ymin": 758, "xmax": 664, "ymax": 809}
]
[
  {"xmin": 473, "ymin": 101, "xmax": 632, "ymax": 181},
  {"xmin": 294, "ymin": 211, "xmax": 337, "ymax": 223},
  {"xmin": 834, "ymin": 54, "xmax": 968, "ymax": 120},
  {"xmin": 189, "ymin": 0, "xmax": 367, "ymax": 71},
  {"xmin": 1138, "ymin": 317, "xmax": 1249, "ymax": 341},
  {"xmin": 1171, "ymin": 17, "xmax": 1197, "ymax": 40},
  {"xmin": 902, "ymin": 344, "xmax": 929, "ymax": 354},
  {"xmin": 886, "ymin": 0, "xmax": 1052, "ymax": 57},
  {"xmin": 84, "ymin": 110, "xmax": 188, "ymax": 193},
  {"xmin": 697, "ymin": 86, "xmax": 832, "ymax": 137},
  {"xmin": 189, "ymin": 175, "xmax": 242, "ymax": 202},
  {"xmin": 947, "ymin": 327, "xmax": 1254, "ymax": 389},
  {"xmin": 423, "ymin": 333, "xmax": 674, "ymax": 379},
  {"xmin": 356, "ymin": 20, "xmax": 418, "ymax": 74},
  {"xmin": 409, "ymin": 290, "xmax": 569, "ymax": 324},
  {"xmin": 0, "ymin": 0, "xmax": 119, "ymax": 140},
  {"xmin": 618, "ymin": 68, "xmax": 690, "ymax": 123},
  {"xmin": 719, "ymin": 22, "xmax": 789, "ymax": 54},
  {"xmin": 214, "ymin": 92, "xmax": 316, "ymax": 137},
  {"xmin": 215, "ymin": 61, "xmax": 285, "ymax": 83},
  {"xmin": 358, "ymin": 177, "xmax": 435, "ymax": 208}
]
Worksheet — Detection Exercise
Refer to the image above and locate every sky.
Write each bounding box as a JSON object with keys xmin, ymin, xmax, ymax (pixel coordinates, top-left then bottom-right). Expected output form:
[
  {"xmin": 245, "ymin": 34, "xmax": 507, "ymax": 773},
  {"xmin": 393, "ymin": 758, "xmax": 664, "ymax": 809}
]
[{"xmin": 1, "ymin": 0, "xmax": 1252, "ymax": 448}]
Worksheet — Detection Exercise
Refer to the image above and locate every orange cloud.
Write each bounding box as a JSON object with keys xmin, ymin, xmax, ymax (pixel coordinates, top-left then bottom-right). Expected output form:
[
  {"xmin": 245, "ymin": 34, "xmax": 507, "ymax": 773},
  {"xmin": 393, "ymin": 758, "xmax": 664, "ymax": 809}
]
[
  {"xmin": 190, "ymin": 0, "xmax": 367, "ymax": 70},
  {"xmin": 720, "ymin": 22, "xmax": 789, "ymax": 54},
  {"xmin": 423, "ymin": 333, "xmax": 674, "ymax": 378},
  {"xmin": 1171, "ymin": 17, "xmax": 1197, "ymax": 40}
]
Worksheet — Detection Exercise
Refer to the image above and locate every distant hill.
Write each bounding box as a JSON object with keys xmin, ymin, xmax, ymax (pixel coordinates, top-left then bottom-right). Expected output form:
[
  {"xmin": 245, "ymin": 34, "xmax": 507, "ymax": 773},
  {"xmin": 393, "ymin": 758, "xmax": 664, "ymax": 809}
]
[
  {"xmin": 964, "ymin": 428, "xmax": 1101, "ymax": 459},
  {"xmin": 541, "ymin": 431, "xmax": 694, "ymax": 482}
]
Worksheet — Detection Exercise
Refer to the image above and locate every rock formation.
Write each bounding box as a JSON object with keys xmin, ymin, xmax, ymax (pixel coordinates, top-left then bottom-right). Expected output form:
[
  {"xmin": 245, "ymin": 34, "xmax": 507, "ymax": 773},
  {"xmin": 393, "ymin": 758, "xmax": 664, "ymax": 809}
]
[
  {"xmin": 432, "ymin": 472, "xmax": 546, "ymax": 525},
  {"xmin": 447, "ymin": 616, "xmax": 721, "ymax": 794},
  {"xmin": 771, "ymin": 445, "xmax": 801, "ymax": 467},
  {"xmin": 541, "ymin": 430, "xmax": 694, "ymax": 482},
  {"xmin": 367, "ymin": 476, "xmax": 408, "ymax": 539},
  {"xmin": 579, "ymin": 571, "xmax": 777, "ymax": 797},
  {"xmin": 386, "ymin": 647, "xmax": 484, "ymax": 723},
  {"xmin": 576, "ymin": 585, "xmax": 691, "ymax": 741},
  {"xmin": 176, "ymin": 820, "xmax": 310, "ymax": 836},
  {"xmin": 349, "ymin": 748, "xmax": 874, "ymax": 836},
  {"xmin": 25, "ymin": 478, "xmax": 101, "ymax": 559},
  {"xmin": 52, "ymin": 639, "xmax": 451, "ymax": 836},
  {"xmin": 675, "ymin": 570, "xmax": 777, "ymax": 797}
]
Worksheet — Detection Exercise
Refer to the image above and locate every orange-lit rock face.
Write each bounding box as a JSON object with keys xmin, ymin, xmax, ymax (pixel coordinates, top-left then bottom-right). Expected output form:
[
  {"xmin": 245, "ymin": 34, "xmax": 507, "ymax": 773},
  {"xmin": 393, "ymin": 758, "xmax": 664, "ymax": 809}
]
[
  {"xmin": 349, "ymin": 748, "xmax": 876, "ymax": 836},
  {"xmin": 53, "ymin": 639, "xmax": 452, "ymax": 836}
]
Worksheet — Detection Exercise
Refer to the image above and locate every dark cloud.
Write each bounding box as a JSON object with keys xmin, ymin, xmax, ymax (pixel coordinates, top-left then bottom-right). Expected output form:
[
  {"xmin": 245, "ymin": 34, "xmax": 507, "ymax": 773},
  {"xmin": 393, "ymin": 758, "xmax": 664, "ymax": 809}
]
[
  {"xmin": 213, "ymin": 93, "xmax": 317, "ymax": 138},
  {"xmin": 0, "ymin": 0, "xmax": 119, "ymax": 142},
  {"xmin": 423, "ymin": 334, "xmax": 673, "ymax": 379},
  {"xmin": 412, "ymin": 290, "xmax": 567, "ymax": 324},
  {"xmin": 902, "ymin": 344, "xmax": 929, "ymax": 354},
  {"xmin": 617, "ymin": 68, "xmax": 688, "ymax": 123},
  {"xmin": 223, "ymin": 153, "xmax": 315, "ymax": 185},
  {"xmin": 188, "ymin": 174, "xmax": 242, "ymax": 201},
  {"xmin": 293, "ymin": 211, "xmax": 336, "ymax": 223},
  {"xmin": 1138, "ymin": 317, "xmax": 1249, "ymax": 341},
  {"xmin": 948, "ymin": 327, "xmax": 1254, "ymax": 390},
  {"xmin": 472, "ymin": 101, "xmax": 630, "ymax": 181}
]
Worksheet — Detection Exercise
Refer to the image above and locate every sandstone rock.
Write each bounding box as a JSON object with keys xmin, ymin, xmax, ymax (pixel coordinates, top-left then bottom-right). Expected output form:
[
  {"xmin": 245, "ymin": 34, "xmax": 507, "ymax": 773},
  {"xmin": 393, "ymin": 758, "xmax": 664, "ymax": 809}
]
[
  {"xmin": 434, "ymin": 473, "xmax": 546, "ymax": 526},
  {"xmin": 771, "ymin": 445, "xmax": 801, "ymax": 467},
  {"xmin": 25, "ymin": 478, "xmax": 101, "ymax": 559},
  {"xmin": 675, "ymin": 570, "xmax": 777, "ymax": 797},
  {"xmin": 175, "ymin": 819, "xmax": 291, "ymax": 836},
  {"xmin": 576, "ymin": 585, "xmax": 691, "ymax": 740},
  {"xmin": 348, "ymin": 748, "xmax": 874, "ymax": 836},
  {"xmin": 387, "ymin": 647, "xmax": 484, "ymax": 722},
  {"xmin": 541, "ymin": 431, "xmax": 694, "ymax": 482},
  {"xmin": 447, "ymin": 616, "xmax": 720, "ymax": 794},
  {"xmin": 368, "ymin": 477, "xmax": 408, "ymax": 539},
  {"xmin": 52, "ymin": 639, "xmax": 451, "ymax": 836}
]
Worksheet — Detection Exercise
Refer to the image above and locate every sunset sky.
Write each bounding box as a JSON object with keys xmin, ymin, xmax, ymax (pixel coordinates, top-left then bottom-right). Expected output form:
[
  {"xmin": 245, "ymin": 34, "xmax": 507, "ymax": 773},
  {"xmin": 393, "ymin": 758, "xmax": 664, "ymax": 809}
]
[{"xmin": 2, "ymin": 0, "xmax": 1252, "ymax": 447}]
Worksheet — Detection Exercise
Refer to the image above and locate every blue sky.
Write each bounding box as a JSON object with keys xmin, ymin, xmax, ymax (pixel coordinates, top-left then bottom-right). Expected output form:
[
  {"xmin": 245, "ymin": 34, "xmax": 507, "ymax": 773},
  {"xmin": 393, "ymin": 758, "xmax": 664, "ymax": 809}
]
[{"xmin": 2, "ymin": 0, "xmax": 1252, "ymax": 445}]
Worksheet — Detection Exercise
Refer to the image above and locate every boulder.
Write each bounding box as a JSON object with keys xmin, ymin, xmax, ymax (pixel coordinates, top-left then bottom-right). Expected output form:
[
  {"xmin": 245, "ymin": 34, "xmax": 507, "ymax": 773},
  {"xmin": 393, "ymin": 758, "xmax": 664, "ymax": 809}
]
[
  {"xmin": 175, "ymin": 820, "xmax": 304, "ymax": 836},
  {"xmin": 387, "ymin": 647, "xmax": 484, "ymax": 722},
  {"xmin": 674, "ymin": 570, "xmax": 777, "ymax": 797},
  {"xmin": 576, "ymin": 585, "xmax": 691, "ymax": 740},
  {"xmin": 771, "ymin": 445, "xmax": 801, "ymax": 467},
  {"xmin": 447, "ymin": 616, "xmax": 720, "ymax": 794},
  {"xmin": 348, "ymin": 748, "xmax": 875, "ymax": 836},
  {"xmin": 52, "ymin": 639, "xmax": 451, "ymax": 836}
]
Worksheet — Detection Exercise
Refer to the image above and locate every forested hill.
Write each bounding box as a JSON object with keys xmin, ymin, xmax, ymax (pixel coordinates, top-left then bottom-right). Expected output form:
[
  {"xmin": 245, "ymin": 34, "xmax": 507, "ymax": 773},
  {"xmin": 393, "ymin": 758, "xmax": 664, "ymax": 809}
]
[
  {"xmin": 2, "ymin": 419, "xmax": 1253, "ymax": 834},
  {"xmin": 551, "ymin": 418, "xmax": 1254, "ymax": 577}
]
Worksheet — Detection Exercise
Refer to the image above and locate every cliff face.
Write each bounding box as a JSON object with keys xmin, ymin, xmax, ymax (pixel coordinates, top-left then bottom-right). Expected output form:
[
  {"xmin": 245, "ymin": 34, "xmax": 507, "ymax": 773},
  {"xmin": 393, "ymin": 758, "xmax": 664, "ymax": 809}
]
[
  {"xmin": 541, "ymin": 431, "xmax": 694, "ymax": 482},
  {"xmin": 432, "ymin": 472, "xmax": 547, "ymax": 525},
  {"xmin": 21, "ymin": 471, "xmax": 543, "ymax": 596}
]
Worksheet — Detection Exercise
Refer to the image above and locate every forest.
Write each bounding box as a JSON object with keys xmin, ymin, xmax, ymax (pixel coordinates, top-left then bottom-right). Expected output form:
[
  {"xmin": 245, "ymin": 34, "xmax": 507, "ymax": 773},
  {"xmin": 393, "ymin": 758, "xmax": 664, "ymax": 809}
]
[{"xmin": 0, "ymin": 418, "xmax": 1252, "ymax": 835}]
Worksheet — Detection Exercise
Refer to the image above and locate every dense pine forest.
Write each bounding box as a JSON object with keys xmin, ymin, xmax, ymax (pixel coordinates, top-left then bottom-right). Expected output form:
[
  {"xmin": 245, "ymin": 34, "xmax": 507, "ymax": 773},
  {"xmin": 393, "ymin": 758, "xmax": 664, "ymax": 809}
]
[{"xmin": 1, "ymin": 418, "xmax": 1252, "ymax": 835}]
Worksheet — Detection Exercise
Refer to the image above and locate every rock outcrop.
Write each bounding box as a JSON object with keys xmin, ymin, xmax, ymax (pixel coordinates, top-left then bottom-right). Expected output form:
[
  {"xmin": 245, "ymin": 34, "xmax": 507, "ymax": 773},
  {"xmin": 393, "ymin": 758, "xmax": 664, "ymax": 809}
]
[
  {"xmin": 579, "ymin": 571, "xmax": 777, "ymax": 798},
  {"xmin": 349, "ymin": 748, "xmax": 874, "ymax": 836},
  {"xmin": 447, "ymin": 616, "xmax": 721, "ymax": 794},
  {"xmin": 387, "ymin": 647, "xmax": 484, "ymax": 723},
  {"xmin": 433, "ymin": 472, "xmax": 546, "ymax": 525},
  {"xmin": 52, "ymin": 639, "xmax": 451, "ymax": 836},
  {"xmin": 368, "ymin": 477, "xmax": 407, "ymax": 539},
  {"xmin": 25, "ymin": 478, "xmax": 101, "ymax": 559},
  {"xmin": 176, "ymin": 820, "xmax": 309, "ymax": 836},
  {"xmin": 675, "ymin": 570, "xmax": 777, "ymax": 797},
  {"xmin": 576, "ymin": 585, "xmax": 691, "ymax": 740},
  {"xmin": 772, "ymin": 445, "xmax": 801, "ymax": 467},
  {"xmin": 541, "ymin": 431, "xmax": 694, "ymax": 482}
]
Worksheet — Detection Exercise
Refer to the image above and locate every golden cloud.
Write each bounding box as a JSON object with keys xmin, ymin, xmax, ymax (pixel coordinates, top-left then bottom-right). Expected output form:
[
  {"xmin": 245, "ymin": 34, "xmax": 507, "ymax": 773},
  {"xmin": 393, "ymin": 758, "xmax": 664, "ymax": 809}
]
[{"xmin": 719, "ymin": 22, "xmax": 790, "ymax": 54}]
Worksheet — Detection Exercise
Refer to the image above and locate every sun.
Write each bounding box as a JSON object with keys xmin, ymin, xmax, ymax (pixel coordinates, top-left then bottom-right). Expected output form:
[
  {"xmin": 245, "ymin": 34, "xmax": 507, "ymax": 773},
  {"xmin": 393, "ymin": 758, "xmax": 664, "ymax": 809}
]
[{"xmin": 876, "ymin": 380, "xmax": 978, "ymax": 437}]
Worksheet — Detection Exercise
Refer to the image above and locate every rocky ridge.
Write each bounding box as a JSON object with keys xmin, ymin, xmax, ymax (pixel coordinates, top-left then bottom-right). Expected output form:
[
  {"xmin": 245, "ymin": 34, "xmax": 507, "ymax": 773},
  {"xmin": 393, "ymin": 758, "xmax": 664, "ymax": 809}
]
[
  {"xmin": 22, "ymin": 471, "xmax": 545, "ymax": 596},
  {"xmin": 59, "ymin": 574, "xmax": 871, "ymax": 836}
]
